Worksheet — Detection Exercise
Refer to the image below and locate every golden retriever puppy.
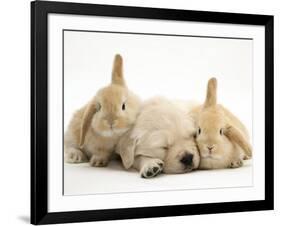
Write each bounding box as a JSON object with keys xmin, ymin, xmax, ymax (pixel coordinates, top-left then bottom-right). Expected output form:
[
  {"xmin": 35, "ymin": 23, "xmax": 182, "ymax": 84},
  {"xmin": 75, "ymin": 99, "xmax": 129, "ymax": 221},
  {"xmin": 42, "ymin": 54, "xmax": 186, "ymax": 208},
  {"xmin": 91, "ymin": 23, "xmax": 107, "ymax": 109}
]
[{"xmin": 116, "ymin": 97, "xmax": 200, "ymax": 178}]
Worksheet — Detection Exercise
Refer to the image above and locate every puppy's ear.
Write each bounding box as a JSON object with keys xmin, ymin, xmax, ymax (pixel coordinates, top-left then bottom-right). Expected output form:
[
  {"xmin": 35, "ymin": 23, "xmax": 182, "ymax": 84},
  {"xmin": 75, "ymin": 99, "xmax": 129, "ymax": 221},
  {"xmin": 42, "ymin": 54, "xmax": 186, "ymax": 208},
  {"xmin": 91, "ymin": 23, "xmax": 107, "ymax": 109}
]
[
  {"xmin": 224, "ymin": 125, "xmax": 252, "ymax": 158},
  {"xmin": 79, "ymin": 99, "xmax": 98, "ymax": 148},
  {"xmin": 117, "ymin": 130, "xmax": 137, "ymax": 169},
  {"xmin": 204, "ymin": 77, "xmax": 217, "ymax": 108},
  {"xmin": 111, "ymin": 54, "xmax": 126, "ymax": 87}
]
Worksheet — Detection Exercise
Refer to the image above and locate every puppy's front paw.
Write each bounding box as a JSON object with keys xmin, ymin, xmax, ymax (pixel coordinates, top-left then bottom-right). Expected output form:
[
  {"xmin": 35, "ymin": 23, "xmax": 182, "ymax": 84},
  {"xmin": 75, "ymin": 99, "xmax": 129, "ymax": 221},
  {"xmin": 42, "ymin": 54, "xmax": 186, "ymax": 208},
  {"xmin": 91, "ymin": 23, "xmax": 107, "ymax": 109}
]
[
  {"xmin": 229, "ymin": 159, "xmax": 243, "ymax": 168},
  {"xmin": 140, "ymin": 159, "xmax": 164, "ymax": 179},
  {"xmin": 90, "ymin": 155, "xmax": 109, "ymax": 167},
  {"xmin": 65, "ymin": 148, "xmax": 88, "ymax": 163}
]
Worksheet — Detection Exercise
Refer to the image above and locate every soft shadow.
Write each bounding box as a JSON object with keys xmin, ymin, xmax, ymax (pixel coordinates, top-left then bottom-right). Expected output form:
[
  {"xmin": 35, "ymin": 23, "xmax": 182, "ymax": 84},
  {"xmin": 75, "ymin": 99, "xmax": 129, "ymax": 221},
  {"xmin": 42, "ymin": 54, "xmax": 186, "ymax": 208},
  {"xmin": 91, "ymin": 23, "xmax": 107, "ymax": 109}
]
[{"xmin": 18, "ymin": 216, "xmax": 30, "ymax": 224}]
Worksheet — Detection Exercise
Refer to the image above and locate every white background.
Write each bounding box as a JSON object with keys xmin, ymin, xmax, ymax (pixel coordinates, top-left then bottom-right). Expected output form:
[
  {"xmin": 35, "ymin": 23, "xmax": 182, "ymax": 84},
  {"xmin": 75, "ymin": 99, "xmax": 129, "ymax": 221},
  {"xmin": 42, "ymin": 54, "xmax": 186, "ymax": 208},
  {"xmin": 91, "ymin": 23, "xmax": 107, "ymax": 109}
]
[
  {"xmin": 0, "ymin": 0, "xmax": 279, "ymax": 225},
  {"xmin": 63, "ymin": 20, "xmax": 254, "ymax": 196},
  {"xmin": 49, "ymin": 14, "xmax": 264, "ymax": 212},
  {"xmin": 64, "ymin": 30, "xmax": 253, "ymax": 131}
]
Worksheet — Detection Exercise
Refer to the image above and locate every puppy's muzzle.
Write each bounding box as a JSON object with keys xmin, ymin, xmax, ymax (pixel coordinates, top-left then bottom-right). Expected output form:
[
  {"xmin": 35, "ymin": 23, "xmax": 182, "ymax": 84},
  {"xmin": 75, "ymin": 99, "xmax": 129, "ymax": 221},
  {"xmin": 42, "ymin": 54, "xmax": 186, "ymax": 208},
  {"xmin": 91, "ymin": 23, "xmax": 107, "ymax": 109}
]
[{"xmin": 180, "ymin": 153, "xmax": 194, "ymax": 167}]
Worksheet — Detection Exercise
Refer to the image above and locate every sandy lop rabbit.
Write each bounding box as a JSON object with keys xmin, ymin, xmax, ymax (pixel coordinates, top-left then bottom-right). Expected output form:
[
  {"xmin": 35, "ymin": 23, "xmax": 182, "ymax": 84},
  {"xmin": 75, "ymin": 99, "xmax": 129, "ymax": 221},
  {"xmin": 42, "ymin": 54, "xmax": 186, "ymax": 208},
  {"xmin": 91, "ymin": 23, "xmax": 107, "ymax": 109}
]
[
  {"xmin": 116, "ymin": 97, "xmax": 200, "ymax": 178},
  {"xmin": 64, "ymin": 54, "xmax": 141, "ymax": 167},
  {"xmin": 189, "ymin": 78, "xmax": 252, "ymax": 169}
]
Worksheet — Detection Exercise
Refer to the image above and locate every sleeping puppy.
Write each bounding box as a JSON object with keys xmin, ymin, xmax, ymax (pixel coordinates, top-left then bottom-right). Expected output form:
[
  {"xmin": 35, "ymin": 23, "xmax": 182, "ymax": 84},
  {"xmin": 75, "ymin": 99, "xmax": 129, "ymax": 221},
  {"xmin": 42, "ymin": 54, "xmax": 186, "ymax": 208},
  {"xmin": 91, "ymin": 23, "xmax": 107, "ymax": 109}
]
[{"xmin": 116, "ymin": 97, "xmax": 200, "ymax": 178}]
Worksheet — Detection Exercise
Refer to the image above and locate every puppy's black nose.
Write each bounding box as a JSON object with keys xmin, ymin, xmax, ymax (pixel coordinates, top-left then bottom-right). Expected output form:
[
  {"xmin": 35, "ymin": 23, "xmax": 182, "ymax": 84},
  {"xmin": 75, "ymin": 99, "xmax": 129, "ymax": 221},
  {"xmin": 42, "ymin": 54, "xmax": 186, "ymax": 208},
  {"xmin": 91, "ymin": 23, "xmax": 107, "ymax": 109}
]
[{"xmin": 180, "ymin": 153, "xmax": 194, "ymax": 166}]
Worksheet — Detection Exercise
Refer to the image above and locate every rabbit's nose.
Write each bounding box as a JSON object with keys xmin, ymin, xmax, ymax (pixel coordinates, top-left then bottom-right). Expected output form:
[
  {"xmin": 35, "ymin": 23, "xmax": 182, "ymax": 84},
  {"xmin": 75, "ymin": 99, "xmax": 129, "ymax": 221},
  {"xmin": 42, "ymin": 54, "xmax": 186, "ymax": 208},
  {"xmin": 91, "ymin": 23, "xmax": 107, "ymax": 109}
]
[
  {"xmin": 207, "ymin": 145, "xmax": 214, "ymax": 152},
  {"xmin": 107, "ymin": 119, "xmax": 117, "ymax": 127}
]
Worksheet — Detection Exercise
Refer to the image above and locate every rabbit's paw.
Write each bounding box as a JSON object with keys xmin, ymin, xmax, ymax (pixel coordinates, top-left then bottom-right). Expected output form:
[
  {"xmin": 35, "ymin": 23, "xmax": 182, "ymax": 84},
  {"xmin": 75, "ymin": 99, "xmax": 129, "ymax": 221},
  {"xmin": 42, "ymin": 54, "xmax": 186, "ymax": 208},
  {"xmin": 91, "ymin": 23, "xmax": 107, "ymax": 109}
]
[
  {"xmin": 65, "ymin": 148, "xmax": 88, "ymax": 163},
  {"xmin": 90, "ymin": 155, "xmax": 109, "ymax": 167},
  {"xmin": 229, "ymin": 159, "xmax": 243, "ymax": 168}
]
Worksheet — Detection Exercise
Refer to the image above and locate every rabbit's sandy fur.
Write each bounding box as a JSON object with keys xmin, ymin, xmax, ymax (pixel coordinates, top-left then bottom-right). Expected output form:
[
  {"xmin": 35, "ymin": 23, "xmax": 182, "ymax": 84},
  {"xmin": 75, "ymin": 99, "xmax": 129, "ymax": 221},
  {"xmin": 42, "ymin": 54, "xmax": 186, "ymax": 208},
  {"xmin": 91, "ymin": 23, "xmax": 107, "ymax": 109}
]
[
  {"xmin": 116, "ymin": 97, "xmax": 200, "ymax": 178},
  {"xmin": 64, "ymin": 54, "xmax": 141, "ymax": 166},
  {"xmin": 189, "ymin": 78, "xmax": 252, "ymax": 169}
]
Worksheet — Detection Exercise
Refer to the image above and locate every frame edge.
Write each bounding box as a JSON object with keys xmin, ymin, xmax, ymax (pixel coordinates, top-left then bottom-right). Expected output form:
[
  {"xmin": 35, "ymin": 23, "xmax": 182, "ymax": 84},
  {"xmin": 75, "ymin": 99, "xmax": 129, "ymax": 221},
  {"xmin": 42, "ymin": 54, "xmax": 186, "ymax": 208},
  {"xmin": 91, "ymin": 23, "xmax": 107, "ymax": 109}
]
[
  {"xmin": 31, "ymin": 1, "xmax": 49, "ymax": 224},
  {"xmin": 264, "ymin": 15, "xmax": 274, "ymax": 210}
]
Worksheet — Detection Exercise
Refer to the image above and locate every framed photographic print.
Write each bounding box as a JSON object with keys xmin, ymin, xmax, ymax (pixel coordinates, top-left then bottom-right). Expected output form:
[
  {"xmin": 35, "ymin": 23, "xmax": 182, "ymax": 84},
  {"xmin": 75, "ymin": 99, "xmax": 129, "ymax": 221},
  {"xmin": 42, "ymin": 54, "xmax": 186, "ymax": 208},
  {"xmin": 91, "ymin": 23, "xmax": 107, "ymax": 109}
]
[{"xmin": 31, "ymin": 0, "xmax": 274, "ymax": 224}]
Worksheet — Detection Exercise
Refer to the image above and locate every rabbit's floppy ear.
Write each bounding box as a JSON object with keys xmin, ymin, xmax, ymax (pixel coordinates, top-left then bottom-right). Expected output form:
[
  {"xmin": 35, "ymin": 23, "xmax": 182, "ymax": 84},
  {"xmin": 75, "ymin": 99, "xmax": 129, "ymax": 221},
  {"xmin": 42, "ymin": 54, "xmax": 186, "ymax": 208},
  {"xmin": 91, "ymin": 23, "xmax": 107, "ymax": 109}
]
[
  {"xmin": 111, "ymin": 54, "xmax": 126, "ymax": 87},
  {"xmin": 117, "ymin": 130, "xmax": 137, "ymax": 169},
  {"xmin": 204, "ymin": 77, "xmax": 217, "ymax": 108},
  {"xmin": 79, "ymin": 99, "xmax": 98, "ymax": 148},
  {"xmin": 224, "ymin": 125, "xmax": 252, "ymax": 158}
]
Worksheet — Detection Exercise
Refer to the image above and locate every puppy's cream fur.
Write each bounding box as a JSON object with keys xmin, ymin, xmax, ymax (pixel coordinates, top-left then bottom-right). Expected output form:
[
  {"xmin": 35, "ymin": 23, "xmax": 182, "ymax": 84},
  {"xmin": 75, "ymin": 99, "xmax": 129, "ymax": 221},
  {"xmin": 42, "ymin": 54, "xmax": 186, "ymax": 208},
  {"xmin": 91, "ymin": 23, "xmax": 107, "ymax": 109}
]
[
  {"xmin": 189, "ymin": 78, "xmax": 252, "ymax": 169},
  {"xmin": 64, "ymin": 54, "xmax": 141, "ymax": 167},
  {"xmin": 116, "ymin": 97, "xmax": 200, "ymax": 178}
]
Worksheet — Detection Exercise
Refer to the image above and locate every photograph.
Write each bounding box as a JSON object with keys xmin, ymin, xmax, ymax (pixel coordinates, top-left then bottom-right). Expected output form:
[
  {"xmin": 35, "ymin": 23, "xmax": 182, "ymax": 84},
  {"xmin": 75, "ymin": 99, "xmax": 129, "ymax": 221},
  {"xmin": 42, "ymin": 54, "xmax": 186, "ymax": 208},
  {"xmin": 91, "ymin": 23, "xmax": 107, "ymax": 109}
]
[
  {"xmin": 30, "ymin": 1, "xmax": 273, "ymax": 224},
  {"xmin": 1, "ymin": 0, "xmax": 279, "ymax": 224},
  {"xmin": 63, "ymin": 30, "xmax": 253, "ymax": 195}
]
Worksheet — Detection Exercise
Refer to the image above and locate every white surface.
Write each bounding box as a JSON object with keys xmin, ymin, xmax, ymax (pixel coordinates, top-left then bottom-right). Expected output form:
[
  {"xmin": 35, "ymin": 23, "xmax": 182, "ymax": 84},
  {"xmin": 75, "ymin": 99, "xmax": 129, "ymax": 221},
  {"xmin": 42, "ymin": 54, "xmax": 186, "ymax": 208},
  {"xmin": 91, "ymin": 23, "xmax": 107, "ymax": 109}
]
[
  {"xmin": 0, "ymin": 0, "xmax": 280, "ymax": 225},
  {"xmin": 64, "ymin": 160, "xmax": 253, "ymax": 195},
  {"xmin": 48, "ymin": 11, "xmax": 266, "ymax": 212},
  {"xmin": 62, "ymin": 21, "xmax": 255, "ymax": 196}
]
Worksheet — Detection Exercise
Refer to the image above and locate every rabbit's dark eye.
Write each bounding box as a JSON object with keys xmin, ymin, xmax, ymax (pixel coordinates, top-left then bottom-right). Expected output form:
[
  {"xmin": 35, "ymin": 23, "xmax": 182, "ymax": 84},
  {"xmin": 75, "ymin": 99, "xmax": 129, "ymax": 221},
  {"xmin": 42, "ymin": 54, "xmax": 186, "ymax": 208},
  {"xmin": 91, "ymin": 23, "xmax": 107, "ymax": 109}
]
[
  {"xmin": 122, "ymin": 103, "xmax": 126, "ymax": 111},
  {"xmin": 198, "ymin": 127, "xmax": 201, "ymax": 135},
  {"xmin": 220, "ymin": 128, "xmax": 223, "ymax": 135}
]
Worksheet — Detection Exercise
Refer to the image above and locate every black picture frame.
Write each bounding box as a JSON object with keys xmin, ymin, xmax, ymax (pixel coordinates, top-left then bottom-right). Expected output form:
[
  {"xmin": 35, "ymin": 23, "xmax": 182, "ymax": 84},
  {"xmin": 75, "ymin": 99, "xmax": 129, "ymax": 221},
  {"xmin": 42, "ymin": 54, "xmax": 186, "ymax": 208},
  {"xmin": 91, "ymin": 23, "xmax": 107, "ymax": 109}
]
[{"xmin": 31, "ymin": 0, "xmax": 274, "ymax": 224}]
